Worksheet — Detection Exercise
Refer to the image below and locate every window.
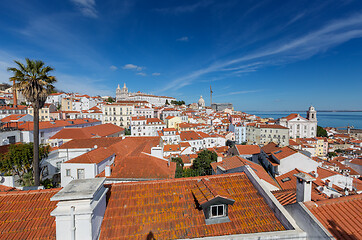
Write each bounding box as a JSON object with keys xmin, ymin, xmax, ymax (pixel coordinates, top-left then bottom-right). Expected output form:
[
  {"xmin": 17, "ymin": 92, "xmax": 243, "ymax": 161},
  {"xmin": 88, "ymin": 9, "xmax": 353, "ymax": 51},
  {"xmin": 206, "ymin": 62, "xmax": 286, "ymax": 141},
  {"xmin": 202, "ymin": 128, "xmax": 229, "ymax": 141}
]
[
  {"xmin": 66, "ymin": 169, "xmax": 71, "ymax": 176},
  {"xmin": 77, "ymin": 169, "xmax": 85, "ymax": 179},
  {"xmin": 210, "ymin": 204, "xmax": 225, "ymax": 218}
]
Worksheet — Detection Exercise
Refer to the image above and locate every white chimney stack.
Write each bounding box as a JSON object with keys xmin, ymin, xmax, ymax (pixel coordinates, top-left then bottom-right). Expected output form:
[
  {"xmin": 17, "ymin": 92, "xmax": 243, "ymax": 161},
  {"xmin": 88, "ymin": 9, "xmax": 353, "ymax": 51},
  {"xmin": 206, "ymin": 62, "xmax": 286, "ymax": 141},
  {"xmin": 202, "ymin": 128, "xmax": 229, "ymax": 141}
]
[
  {"xmin": 294, "ymin": 172, "xmax": 316, "ymax": 203},
  {"xmin": 105, "ymin": 165, "xmax": 111, "ymax": 177},
  {"xmin": 51, "ymin": 178, "xmax": 108, "ymax": 240},
  {"xmin": 151, "ymin": 146, "xmax": 163, "ymax": 159}
]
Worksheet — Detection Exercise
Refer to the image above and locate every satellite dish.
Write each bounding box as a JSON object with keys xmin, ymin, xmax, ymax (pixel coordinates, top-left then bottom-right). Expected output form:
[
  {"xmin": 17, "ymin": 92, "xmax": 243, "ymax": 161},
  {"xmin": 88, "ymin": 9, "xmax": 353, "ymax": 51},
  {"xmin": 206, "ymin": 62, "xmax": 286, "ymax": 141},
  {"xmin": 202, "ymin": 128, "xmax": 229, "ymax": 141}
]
[{"xmin": 94, "ymin": 145, "xmax": 98, "ymax": 149}]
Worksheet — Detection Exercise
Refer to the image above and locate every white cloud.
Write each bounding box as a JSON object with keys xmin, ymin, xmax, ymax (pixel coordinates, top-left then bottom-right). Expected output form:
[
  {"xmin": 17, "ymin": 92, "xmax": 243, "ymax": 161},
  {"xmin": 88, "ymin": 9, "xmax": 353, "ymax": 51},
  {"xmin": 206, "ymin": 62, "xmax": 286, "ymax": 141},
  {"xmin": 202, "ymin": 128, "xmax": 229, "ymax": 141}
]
[
  {"xmin": 109, "ymin": 65, "xmax": 118, "ymax": 71},
  {"xmin": 177, "ymin": 36, "xmax": 189, "ymax": 42},
  {"xmin": 155, "ymin": 1, "xmax": 212, "ymax": 14},
  {"xmin": 214, "ymin": 90, "xmax": 263, "ymax": 97},
  {"xmin": 122, "ymin": 63, "xmax": 144, "ymax": 71},
  {"xmin": 160, "ymin": 13, "xmax": 362, "ymax": 92},
  {"xmin": 70, "ymin": 0, "xmax": 98, "ymax": 18},
  {"xmin": 136, "ymin": 72, "xmax": 147, "ymax": 76},
  {"xmin": 152, "ymin": 72, "xmax": 161, "ymax": 76}
]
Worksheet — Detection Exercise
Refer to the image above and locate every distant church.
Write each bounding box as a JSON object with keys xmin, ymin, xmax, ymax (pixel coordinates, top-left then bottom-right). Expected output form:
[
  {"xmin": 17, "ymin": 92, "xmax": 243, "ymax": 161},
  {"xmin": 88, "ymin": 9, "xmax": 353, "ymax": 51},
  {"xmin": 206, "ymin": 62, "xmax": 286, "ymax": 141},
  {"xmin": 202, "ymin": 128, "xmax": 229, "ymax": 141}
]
[
  {"xmin": 278, "ymin": 106, "xmax": 318, "ymax": 138},
  {"xmin": 116, "ymin": 83, "xmax": 130, "ymax": 101}
]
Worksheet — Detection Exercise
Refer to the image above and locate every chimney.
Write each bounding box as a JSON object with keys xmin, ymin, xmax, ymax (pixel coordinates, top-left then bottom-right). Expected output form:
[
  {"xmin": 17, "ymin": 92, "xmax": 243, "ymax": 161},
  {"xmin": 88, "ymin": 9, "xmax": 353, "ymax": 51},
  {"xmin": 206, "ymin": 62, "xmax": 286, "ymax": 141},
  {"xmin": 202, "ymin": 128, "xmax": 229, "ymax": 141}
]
[
  {"xmin": 151, "ymin": 145, "xmax": 163, "ymax": 159},
  {"xmin": 51, "ymin": 178, "xmax": 108, "ymax": 240},
  {"xmin": 294, "ymin": 173, "xmax": 315, "ymax": 203},
  {"xmin": 105, "ymin": 165, "xmax": 111, "ymax": 177}
]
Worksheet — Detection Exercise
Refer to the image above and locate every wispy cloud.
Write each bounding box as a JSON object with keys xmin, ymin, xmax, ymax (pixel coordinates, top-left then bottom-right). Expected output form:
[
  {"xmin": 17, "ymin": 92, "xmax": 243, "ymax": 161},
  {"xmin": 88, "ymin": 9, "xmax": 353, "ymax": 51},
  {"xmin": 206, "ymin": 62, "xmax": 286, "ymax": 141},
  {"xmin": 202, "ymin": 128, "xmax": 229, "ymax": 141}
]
[
  {"xmin": 177, "ymin": 36, "xmax": 189, "ymax": 42},
  {"xmin": 70, "ymin": 0, "xmax": 98, "ymax": 18},
  {"xmin": 136, "ymin": 72, "xmax": 147, "ymax": 76},
  {"xmin": 152, "ymin": 72, "xmax": 161, "ymax": 76},
  {"xmin": 109, "ymin": 65, "xmax": 118, "ymax": 71},
  {"xmin": 155, "ymin": 0, "xmax": 212, "ymax": 14},
  {"xmin": 122, "ymin": 64, "xmax": 144, "ymax": 71},
  {"xmin": 215, "ymin": 90, "xmax": 263, "ymax": 97},
  {"xmin": 159, "ymin": 13, "xmax": 362, "ymax": 92},
  {"xmin": 56, "ymin": 73, "xmax": 113, "ymax": 96}
]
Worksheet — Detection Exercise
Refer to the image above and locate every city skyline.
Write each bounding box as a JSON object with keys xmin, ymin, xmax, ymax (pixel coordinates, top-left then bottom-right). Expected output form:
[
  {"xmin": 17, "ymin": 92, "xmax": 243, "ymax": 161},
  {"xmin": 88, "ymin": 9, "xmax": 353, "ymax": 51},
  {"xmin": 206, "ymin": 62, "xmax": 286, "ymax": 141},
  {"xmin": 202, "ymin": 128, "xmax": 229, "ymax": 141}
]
[{"xmin": 1, "ymin": 0, "xmax": 362, "ymax": 111}]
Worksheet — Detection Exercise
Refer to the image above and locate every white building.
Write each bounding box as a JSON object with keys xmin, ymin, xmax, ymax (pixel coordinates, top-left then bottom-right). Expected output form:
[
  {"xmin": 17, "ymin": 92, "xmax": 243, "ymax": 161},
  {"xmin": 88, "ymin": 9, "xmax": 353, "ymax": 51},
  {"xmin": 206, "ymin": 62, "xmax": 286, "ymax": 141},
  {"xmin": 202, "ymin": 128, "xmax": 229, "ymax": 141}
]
[
  {"xmin": 278, "ymin": 106, "xmax": 318, "ymax": 139},
  {"xmin": 246, "ymin": 123, "xmax": 289, "ymax": 147},
  {"xmin": 115, "ymin": 83, "xmax": 175, "ymax": 106},
  {"xmin": 270, "ymin": 146, "xmax": 320, "ymax": 176},
  {"xmin": 229, "ymin": 122, "xmax": 246, "ymax": 144},
  {"xmin": 61, "ymin": 147, "xmax": 115, "ymax": 187},
  {"xmin": 130, "ymin": 117, "xmax": 166, "ymax": 136}
]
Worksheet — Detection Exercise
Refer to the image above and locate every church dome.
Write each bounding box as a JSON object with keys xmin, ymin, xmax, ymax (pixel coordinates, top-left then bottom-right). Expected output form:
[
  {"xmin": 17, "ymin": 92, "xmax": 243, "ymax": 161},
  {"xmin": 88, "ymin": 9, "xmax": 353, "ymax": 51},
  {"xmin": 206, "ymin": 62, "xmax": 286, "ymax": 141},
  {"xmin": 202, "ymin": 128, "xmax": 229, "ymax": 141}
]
[{"xmin": 198, "ymin": 95, "xmax": 205, "ymax": 107}]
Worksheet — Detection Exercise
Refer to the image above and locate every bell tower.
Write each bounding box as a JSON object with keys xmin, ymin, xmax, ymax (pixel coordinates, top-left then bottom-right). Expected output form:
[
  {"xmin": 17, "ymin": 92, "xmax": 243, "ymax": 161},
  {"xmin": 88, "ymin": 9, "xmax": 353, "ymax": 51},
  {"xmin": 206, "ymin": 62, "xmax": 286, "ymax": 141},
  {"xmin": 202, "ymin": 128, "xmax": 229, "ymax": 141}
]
[{"xmin": 307, "ymin": 106, "xmax": 317, "ymax": 121}]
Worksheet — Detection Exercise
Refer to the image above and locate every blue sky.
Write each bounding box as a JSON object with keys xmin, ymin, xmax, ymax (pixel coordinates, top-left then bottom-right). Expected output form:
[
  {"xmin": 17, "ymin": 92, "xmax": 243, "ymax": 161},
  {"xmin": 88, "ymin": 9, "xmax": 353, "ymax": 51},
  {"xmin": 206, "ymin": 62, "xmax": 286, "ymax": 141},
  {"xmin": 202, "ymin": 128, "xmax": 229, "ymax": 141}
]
[{"xmin": 1, "ymin": 0, "xmax": 362, "ymax": 111}]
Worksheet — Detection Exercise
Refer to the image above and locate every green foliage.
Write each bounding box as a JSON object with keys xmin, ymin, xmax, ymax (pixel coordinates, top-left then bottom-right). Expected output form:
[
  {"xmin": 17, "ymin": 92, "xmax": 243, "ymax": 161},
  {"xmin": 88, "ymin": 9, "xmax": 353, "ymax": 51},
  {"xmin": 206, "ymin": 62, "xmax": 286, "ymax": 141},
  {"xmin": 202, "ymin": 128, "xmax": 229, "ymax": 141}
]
[
  {"xmin": 335, "ymin": 149, "xmax": 343, "ymax": 153},
  {"xmin": 192, "ymin": 149, "xmax": 217, "ymax": 176},
  {"xmin": 241, "ymin": 142, "xmax": 247, "ymax": 145},
  {"xmin": 317, "ymin": 126, "xmax": 328, "ymax": 137},
  {"xmin": 41, "ymin": 178, "xmax": 54, "ymax": 189},
  {"xmin": 106, "ymin": 97, "xmax": 115, "ymax": 103},
  {"xmin": 171, "ymin": 100, "xmax": 185, "ymax": 106},
  {"xmin": 124, "ymin": 128, "xmax": 131, "ymax": 135},
  {"xmin": 0, "ymin": 143, "xmax": 50, "ymax": 186},
  {"xmin": 172, "ymin": 157, "xmax": 184, "ymax": 178},
  {"xmin": 328, "ymin": 152, "xmax": 337, "ymax": 158}
]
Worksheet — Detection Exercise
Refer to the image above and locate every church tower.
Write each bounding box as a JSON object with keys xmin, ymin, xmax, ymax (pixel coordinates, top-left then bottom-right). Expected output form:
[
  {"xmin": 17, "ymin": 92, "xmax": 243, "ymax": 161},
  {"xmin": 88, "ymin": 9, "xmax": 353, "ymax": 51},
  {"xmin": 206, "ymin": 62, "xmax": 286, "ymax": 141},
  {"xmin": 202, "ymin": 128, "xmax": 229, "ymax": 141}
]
[
  {"xmin": 307, "ymin": 106, "xmax": 317, "ymax": 121},
  {"xmin": 116, "ymin": 83, "xmax": 129, "ymax": 102}
]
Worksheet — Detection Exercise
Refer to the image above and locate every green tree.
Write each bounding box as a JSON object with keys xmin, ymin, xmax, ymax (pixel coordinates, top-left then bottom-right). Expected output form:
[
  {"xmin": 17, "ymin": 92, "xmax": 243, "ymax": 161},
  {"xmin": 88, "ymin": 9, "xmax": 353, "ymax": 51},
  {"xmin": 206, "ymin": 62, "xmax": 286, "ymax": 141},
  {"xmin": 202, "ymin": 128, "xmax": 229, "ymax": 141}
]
[
  {"xmin": 8, "ymin": 58, "xmax": 56, "ymax": 186},
  {"xmin": 124, "ymin": 128, "xmax": 131, "ymax": 135},
  {"xmin": 317, "ymin": 126, "xmax": 328, "ymax": 137},
  {"xmin": 172, "ymin": 157, "xmax": 184, "ymax": 178},
  {"xmin": 192, "ymin": 149, "xmax": 217, "ymax": 176},
  {"xmin": 0, "ymin": 143, "xmax": 50, "ymax": 186},
  {"xmin": 328, "ymin": 152, "xmax": 337, "ymax": 158},
  {"xmin": 106, "ymin": 97, "xmax": 115, "ymax": 103}
]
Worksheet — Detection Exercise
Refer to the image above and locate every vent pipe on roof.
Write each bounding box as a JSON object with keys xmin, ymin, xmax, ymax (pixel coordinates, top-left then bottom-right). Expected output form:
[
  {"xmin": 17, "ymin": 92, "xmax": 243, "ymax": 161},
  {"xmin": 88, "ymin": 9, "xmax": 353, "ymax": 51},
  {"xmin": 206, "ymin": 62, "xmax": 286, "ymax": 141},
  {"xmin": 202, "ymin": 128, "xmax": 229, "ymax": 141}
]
[{"xmin": 294, "ymin": 172, "xmax": 315, "ymax": 203}]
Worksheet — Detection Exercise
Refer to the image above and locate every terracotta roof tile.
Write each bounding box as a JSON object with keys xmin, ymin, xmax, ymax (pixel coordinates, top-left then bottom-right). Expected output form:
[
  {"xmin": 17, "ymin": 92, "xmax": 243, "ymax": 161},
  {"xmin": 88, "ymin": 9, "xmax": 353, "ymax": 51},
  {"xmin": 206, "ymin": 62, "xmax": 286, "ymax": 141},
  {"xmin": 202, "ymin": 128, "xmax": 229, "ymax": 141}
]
[
  {"xmin": 271, "ymin": 146, "xmax": 297, "ymax": 160},
  {"xmin": 59, "ymin": 137, "xmax": 123, "ymax": 149},
  {"xmin": 50, "ymin": 123, "xmax": 124, "ymax": 140},
  {"xmin": 0, "ymin": 188, "xmax": 59, "ymax": 239},
  {"xmin": 99, "ymin": 173, "xmax": 286, "ymax": 239},
  {"xmin": 305, "ymin": 194, "xmax": 362, "ymax": 240},
  {"xmin": 235, "ymin": 145, "xmax": 260, "ymax": 155}
]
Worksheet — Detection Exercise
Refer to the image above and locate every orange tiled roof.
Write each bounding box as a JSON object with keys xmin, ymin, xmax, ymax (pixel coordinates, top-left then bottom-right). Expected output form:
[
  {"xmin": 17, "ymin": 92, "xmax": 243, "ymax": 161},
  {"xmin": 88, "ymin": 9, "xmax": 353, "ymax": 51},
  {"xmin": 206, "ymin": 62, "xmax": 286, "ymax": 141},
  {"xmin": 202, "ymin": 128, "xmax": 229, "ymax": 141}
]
[
  {"xmin": 99, "ymin": 137, "xmax": 176, "ymax": 179},
  {"xmin": 50, "ymin": 123, "xmax": 124, "ymax": 140},
  {"xmin": 59, "ymin": 137, "xmax": 123, "ymax": 149},
  {"xmin": 99, "ymin": 173, "xmax": 285, "ymax": 239},
  {"xmin": 271, "ymin": 146, "xmax": 297, "ymax": 160},
  {"xmin": 261, "ymin": 142, "xmax": 281, "ymax": 155},
  {"xmin": 0, "ymin": 188, "xmax": 59, "ymax": 239},
  {"xmin": 235, "ymin": 145, "xmax": 260, "ymax": 155},
  {"xmin": 211, "ymin": 156, "xmax": 279, "ymax": 188},
  {"xmin": 163, "ymin": 144, "xmax": 180, "ymax": 152},
  {"xmin": 0, "ymin": 114, "xmax": 28, "ymax": 122},
  {"xmin": 65, "ymin": 147, "xmax": 114, "ymax": 164},
  {"xmin": 272, "ymin": 189, "xmax": 296, "ymax": 206},
  {"xmin": 305, "ymin": 194, "xmax": 362, "ymax": 240}
]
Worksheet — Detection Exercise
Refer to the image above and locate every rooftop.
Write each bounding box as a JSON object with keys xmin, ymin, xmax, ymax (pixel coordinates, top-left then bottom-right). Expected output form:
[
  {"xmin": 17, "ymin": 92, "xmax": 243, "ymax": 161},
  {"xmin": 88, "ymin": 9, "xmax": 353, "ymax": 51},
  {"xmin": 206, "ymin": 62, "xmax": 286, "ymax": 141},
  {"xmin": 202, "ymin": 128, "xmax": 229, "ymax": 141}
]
[{"xmin": 99, "ymin": 173, "xmax": 286, "ymax": 239}]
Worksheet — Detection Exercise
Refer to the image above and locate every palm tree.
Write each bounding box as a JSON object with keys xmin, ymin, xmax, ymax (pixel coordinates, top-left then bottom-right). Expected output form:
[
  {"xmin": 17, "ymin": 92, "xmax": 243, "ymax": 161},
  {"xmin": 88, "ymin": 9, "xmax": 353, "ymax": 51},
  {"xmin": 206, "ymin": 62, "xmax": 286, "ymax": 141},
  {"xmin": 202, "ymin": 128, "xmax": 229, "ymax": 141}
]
[{"xmin": 8, "ymin": 58, "xmax": 56, "ymax": 186}]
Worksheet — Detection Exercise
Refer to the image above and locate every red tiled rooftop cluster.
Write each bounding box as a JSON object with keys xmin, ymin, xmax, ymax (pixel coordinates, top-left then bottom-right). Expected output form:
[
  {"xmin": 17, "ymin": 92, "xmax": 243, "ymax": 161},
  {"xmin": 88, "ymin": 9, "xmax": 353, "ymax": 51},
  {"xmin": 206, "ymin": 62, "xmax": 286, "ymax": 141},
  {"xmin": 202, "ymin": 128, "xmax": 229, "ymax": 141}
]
[
  {"xmin": 99, "ymin": 173, "xmax": 285, "ymax": 239},
  {"xmin": 0, "ymin": 189, "xmax": 59, "ymax": 239}
]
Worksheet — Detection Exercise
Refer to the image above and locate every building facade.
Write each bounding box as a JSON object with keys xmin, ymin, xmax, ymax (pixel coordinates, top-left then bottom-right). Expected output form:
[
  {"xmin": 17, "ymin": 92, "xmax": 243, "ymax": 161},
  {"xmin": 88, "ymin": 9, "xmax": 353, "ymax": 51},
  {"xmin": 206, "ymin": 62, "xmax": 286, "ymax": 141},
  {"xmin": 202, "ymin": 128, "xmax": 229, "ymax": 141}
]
[{"xmin": 278, "ymin": 106, "xmax": 318, "ymax": 139}]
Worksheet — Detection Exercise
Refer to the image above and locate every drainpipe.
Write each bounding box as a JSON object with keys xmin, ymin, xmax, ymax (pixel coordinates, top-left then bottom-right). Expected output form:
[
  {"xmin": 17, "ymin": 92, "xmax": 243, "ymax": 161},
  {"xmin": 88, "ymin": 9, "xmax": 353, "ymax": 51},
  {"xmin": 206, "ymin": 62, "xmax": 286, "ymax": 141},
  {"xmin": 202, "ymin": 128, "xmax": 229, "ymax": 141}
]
[{"xmin": 70, "ymin": 206, "xmax": 76, "ymax": 240}]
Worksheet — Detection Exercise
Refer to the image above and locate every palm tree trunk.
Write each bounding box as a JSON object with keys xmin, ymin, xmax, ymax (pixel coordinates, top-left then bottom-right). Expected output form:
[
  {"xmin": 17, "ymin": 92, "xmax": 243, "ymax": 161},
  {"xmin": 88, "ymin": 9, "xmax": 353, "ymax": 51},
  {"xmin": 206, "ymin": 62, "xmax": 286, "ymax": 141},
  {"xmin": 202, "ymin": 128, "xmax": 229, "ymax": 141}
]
[{"xmin": 33, "ymin": 106, "xmax": 40, "ymax": 186}]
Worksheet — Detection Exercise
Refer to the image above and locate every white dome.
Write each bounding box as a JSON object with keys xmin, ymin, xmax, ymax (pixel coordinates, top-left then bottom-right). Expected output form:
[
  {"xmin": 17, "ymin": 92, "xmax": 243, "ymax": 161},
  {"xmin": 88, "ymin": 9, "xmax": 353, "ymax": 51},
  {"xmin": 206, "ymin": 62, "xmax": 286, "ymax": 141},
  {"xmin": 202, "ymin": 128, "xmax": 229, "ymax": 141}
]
[{"xmin": 198, "ymin": 95, "xmax": 205, "ymax": 107}]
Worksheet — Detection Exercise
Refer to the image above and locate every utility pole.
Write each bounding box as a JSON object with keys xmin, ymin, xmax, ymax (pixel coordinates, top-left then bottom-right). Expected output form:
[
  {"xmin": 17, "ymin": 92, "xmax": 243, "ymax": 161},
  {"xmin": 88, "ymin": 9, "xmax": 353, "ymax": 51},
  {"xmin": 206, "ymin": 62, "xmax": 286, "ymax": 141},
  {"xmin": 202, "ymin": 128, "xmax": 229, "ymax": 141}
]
[{"xmin": 210, "ymin": 85, "xmax": 213, "ymax": 107}]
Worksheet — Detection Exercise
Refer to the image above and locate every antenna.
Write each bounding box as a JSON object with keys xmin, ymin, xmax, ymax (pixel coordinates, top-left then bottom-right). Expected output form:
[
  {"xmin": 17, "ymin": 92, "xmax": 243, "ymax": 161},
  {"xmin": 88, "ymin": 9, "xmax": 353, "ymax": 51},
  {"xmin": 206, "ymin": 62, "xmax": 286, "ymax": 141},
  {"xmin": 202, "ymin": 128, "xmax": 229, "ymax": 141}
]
[{"xmin": 210, "ymin": 85, "xmax": 213, "ymax": 106}]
